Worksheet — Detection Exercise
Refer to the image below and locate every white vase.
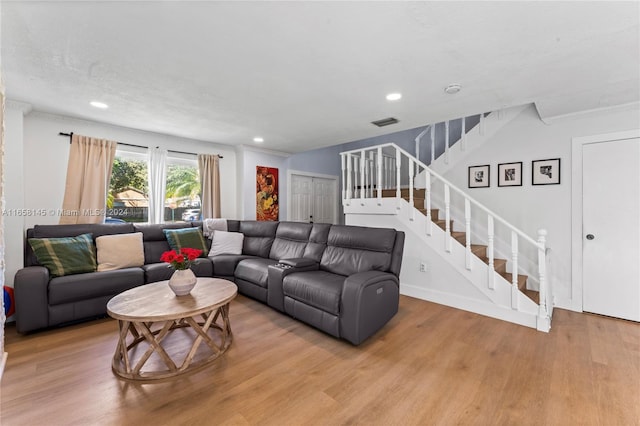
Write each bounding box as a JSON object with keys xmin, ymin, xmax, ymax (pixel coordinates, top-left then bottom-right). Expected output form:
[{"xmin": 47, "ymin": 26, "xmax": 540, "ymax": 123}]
[{"xmin": 168, "ymin": 269, "xmax": 197, "ymax": 296}]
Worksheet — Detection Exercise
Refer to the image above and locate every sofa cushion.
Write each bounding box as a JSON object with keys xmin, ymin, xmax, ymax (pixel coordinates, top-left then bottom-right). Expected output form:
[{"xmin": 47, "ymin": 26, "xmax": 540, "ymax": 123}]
[
  {"xmin": 48, "ymin": 268, "xmax": 144, "ymax": 305},
  {"xmin": 209, "ymin": 230, "xmax": 244, "ymax": 256},
  {"xmin": 142, "ymin": 258, "xmax": 213, "ymax": 283},
  {"xmin": 96, "ymin": 232, "xmax": 145, "ymax": 272},
  {"xmin": 303, "ymin": 223, "xmax": 331, "ymax": 262},
  {"xmin": 239, "ymin": 221, "xmax": 278, "ymax": 257},
  {"xmin": 283, "ymin": 271, "xmax": 346, "ymax": 315},
  {"xmin": 210, "ymin": 254, "xmax": 255, "ymax": 277},
  {"xmin": 320, "ymin": 225, "xmax": 397, "ymax": 277},
  {"xmin": 235, "ymin": 258, "xmax": 279, "ymax": 288},
  {"xmin": 269, "ymin": 222, "xmax": 312, "ymax": 260},
  {"xmin": 28, "ymin": 233, "xmax": 97, "ymax": 278},
  {"xmin": 163, "ymin": 228, "xmax": 208, "ymax": 257}
]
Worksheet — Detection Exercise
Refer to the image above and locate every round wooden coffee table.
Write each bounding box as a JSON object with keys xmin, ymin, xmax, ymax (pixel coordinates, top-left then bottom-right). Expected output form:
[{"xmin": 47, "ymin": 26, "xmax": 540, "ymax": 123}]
[{"xmin": 107, "ymin": 277, "xmax": 237, "ymax": 381}]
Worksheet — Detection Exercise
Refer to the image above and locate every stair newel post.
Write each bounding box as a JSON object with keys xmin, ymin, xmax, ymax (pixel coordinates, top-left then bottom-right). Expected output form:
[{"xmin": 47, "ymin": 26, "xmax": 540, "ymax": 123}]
[
  {"xmin": 444, "ymin": 184, "xmax": 452, "ymax": 252},
  {"xmin": 425, "ymin": 172, "xmax": 432, "ymax": 236},
  {"xmin": 360, "ymin": 151, "xmax": 366, "ymax": 205},
  {"xmin": 511, "ymin": 230, "xmax": 519, "ymax": 310},
  {"xmin": 480, "ymin": 113, "xmax": 485, "ymax": 136},
  {"xmin": 461, "ymin": 117, "xmax": 466, "ymax": 151},
  {"xmin": 444, "ymin": 120, "xmax": 450, "ymax": 164},
  {"xmin": 487, "ymin": 215, "xmax": 495, "ymax": 289},
  {"xmin": 408, "ymin": 159, "xmax": 415, "ymax": 221},
  {"xmin": 430, "ymin": 125, "xmax": 435, "ymax": 164},
  {"xmin": 395, "ymin": 147, "xmax": 401, "ymax": 209},
  {"xmin": 465, "ymin": 198, "xmax": 471, "ymax": 270},
  {"xmin": 340, "ymin": 154, "xmax": 346, "ymax": 203},
  {"xmin": 346, "ymin": 153, "xmax": 352, "ymax": 205},
  {"xmin": 377, "ymin": 147, "xmax": 383, "ymax": 205},
  {"xmin": 537, "ymin": 229, "xmax": 549, "ymax": 320}
]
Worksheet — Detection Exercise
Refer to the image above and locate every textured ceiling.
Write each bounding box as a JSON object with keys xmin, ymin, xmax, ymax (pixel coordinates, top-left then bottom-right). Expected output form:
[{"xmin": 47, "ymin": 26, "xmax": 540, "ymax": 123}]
[{"xmin": 2, "ymin": 1, "xmax": 639, "ymax": 153}]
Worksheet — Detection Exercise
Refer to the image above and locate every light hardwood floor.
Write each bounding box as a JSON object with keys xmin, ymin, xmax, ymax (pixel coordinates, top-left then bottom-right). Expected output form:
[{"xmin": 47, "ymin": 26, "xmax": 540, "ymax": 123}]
[{"xmin": 1, "ymin": 295, "xmax": 639, "ymax": 425}]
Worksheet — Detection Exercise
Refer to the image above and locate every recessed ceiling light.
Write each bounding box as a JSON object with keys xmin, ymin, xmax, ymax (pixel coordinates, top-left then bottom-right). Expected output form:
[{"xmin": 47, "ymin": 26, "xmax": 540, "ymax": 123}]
[
  {"xmin": 90, "ymin": 101, "xmax": 109, "ymax": 109},
  {"xmin": 386, "ymin": 93, "xmax": 402, "ymax": 101},
  {"xmin": 253, "ymin": 137, "xmax": 264, "ymax": 143},
  {"xmin": 444, "ymin": 84, "xmax": 461, "ymax": 94}
]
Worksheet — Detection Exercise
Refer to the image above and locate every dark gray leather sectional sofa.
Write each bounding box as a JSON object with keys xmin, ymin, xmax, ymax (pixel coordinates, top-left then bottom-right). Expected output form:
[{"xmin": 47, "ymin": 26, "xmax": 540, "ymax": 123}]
[{"xmin": 14, "ymin": 220, "xmax": 405, "ymax": 345}]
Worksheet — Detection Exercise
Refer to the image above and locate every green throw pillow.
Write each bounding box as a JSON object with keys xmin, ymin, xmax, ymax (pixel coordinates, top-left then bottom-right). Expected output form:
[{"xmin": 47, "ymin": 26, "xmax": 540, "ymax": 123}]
[
  {"xmin": 28, "ymin": 233, "xmax": 97, "ymax": 278},
  {"xmin": 163, "ymin": 228, "xmax": 208, "ymax": 257}
]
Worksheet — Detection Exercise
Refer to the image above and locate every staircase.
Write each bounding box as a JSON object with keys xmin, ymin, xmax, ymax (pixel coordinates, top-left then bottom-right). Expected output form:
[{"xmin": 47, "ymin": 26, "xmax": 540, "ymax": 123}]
[
  {"xmin": 381, "ymin": 188, "xmax": 538, "ymax": 304},
  {"xmin": 340, "ymin": 137, "xmax": 553, "ymax": 332}
]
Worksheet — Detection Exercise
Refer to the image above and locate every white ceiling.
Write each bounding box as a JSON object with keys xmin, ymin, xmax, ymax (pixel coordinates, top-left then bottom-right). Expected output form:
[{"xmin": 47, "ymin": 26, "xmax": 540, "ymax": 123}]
[{"xmin": 2, "ymin": 1, "xmax": 639, "ymax": 153}]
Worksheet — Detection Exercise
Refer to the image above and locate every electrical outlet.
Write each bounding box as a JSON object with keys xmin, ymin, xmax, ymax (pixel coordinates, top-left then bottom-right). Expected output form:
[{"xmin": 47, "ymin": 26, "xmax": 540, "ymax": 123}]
[{"xmin": 419, "ymin": 262, "xmax": 427, "ymax": 272}]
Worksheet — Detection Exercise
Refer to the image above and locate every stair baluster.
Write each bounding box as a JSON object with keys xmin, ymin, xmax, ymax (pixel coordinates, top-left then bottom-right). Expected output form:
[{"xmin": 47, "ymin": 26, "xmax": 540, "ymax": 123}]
[
  {"xmin": 346, "ymin": 153, "xmax": 352, "ymax": 205},
  {"xmin": 444, "ymin": 184, "xmax": 452, "ymax": 253},
  {"xmin": 488, "ymin": 215, "xmax": 495, "ymax": 289},
  {"xmin": 444, "ymin": 120, "xmax": 450, "ymax": 164},
  {"xmin": 430, "ymin": 125, "xmax": 435, "ymax": 164},
  {"xmin": 537, "ymin": 229, "xmax": 549, "ymax": 320},
  {"xmin": 511, "ymin": 231, "xmax": 519, "ymax": 310},
  {"xmin": 377, "ymin": 147, "xmax": 383, "ymax": 205},
  {"xmin": 465, "ymin": 198, "xmax": 472, "ymax": 270},
  {"xmin": 395, "ymin": 147, "xmax": 401, "ymax": 210},
  {"xmin": 409, "ymin": 159, "xmax": 415, "ymax": 221},
  {"xmin": 461, "ymin": 117, "xmax": 466, "ymax": 151},
  {"xmin": 425, "ymin": 171, "xmax": 433, "ymax": 236},
  {"xmin": 480, "ymin": 113, "xmax": 485, "ymax": 135},
  {"xmin": 360, "ymin": 151, "xmax": 365, "ymax": 205}
]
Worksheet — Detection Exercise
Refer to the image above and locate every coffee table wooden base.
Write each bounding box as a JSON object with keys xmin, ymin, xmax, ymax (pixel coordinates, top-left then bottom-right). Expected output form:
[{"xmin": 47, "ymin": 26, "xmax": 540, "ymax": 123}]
[{"xmin": 112, "ymin": 304, "xmax": 233, "ymax": 381}]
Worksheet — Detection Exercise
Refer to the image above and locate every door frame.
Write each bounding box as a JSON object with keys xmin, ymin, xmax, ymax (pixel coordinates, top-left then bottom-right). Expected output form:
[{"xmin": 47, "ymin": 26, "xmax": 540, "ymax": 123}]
[
  {"xmin": 287, "ymin": 170, "xmax": 339, "ymax": 224},
  {"xmin": 571, "ymin": 129, "xmax": 640, "ymax": 312}
]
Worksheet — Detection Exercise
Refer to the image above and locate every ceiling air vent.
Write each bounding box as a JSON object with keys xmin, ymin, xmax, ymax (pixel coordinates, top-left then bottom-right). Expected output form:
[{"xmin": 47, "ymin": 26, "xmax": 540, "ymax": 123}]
[{"xmin": 371, "ymin": 117, "xmax": 399, "ymax": 127}]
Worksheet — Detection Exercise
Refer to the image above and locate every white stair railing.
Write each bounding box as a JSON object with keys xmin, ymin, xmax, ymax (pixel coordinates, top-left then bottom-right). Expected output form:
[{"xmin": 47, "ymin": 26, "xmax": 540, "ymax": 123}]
[{"xmin": 340, "ymin": 143, "xmax": 551, "ymax": 330}]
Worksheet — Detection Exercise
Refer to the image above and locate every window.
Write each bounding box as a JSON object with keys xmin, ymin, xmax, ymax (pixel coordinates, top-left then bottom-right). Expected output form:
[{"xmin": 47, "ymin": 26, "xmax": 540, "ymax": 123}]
[
  {"xmin": 165, "ymin": 155, "xmax": 200, "ymax": 222},
  {"xmin": 107, "ymin": 149, "xmax": 149, "ymax": 223}
]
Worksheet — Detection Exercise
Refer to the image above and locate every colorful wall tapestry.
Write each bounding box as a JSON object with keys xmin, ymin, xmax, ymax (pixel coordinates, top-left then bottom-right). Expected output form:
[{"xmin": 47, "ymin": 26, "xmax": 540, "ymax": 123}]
[{"xmin": 256, "ymin": 166, "xmax": 279, "ymax": 221}]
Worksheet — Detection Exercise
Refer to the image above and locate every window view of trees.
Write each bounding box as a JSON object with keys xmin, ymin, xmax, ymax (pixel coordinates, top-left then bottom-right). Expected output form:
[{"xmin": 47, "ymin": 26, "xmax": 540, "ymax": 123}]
[
  {"xmin": 106, "ymin": 154, "xmax": 200, "ymax": 223},
  {"xmin": 165, "ymin": 163, "xmax": 200, "ymax": 222},
  {"xmin": 108, "ymin": 157, "xmax": 149, "ymax": 222}
]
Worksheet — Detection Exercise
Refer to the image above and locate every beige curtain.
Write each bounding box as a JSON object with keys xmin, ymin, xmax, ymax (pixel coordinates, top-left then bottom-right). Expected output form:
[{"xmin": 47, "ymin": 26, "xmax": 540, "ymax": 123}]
[
  {"xmin": 60, "ymin": 134, "xmax": 117, "ymax": 224},
  {"xmin": 198, "ymin": 154, "xmax": 221, "ymax": 218}
]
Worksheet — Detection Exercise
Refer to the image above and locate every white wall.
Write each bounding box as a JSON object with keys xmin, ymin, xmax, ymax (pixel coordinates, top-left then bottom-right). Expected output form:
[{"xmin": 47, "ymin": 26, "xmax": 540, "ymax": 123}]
[
  {"xmin": 238, "ymin": 145, "xmax": 289, "ymax": 221},
  {"xmin": 441, "ymin": 103, "xmax": 640, "ymax": 310},
  {"xmin": 3, "ymin": 102, "xmax": 29, "ymax": 294},
  {"xmin": 22, "ymin": 111, "xmax": 238, "ymax": 229}
]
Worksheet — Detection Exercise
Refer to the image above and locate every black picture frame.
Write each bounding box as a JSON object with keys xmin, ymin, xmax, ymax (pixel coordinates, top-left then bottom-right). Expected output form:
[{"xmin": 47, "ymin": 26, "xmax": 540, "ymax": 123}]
[
  {"xmin": 532, "ymin": 158, "xmax": 561, "ymax": 185},
  {"xmin": 468, "ymin": 165, "xmax": 490, "ymax": 188},
  {"xmin": 498, "ymin": 162, "xmax": 523, "ymax": 187}
]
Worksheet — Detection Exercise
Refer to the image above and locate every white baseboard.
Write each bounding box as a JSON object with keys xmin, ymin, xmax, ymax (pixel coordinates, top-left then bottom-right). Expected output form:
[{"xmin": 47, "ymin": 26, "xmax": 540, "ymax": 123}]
[{"xmin": 401, "ymin": 283, "xmax": 538, "ymax": 329}]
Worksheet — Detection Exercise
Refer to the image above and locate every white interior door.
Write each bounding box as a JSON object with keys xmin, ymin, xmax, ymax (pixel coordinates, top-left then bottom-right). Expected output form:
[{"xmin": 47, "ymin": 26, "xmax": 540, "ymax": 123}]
[
  {"xmin": 583, "ymin": 137, "xmax": 640, "ymax": 321},
  {"xmin": 312, "ymin": 177, "xmax": 336, "ymax": 224},
  {"xmin": 290, "ymin": 174, "xmax": 337, "ymax": 224},
  {"xmin": 290, "ymin": 174, "xmax": 312, "ymax": 222}
]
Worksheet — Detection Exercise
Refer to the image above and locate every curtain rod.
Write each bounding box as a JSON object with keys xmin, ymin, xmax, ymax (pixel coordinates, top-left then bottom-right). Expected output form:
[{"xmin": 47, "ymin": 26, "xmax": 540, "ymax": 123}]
[{"xmin": 58, "ymin": 132, "xmax": 223, "ymax": 158}]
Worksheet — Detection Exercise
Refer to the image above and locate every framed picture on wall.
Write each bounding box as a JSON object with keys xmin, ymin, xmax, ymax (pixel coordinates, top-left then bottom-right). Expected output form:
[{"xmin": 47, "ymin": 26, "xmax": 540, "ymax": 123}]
[
  {"xmin": 256, "ymin": 166, "xmax": 279, "ymax": 221},
  {"xmin": 532, "ymin": 158, "xmax": 561, "ymax": 185},
  {"xmin": 498, "ymin": 162, "xmax": 523, "ymax": 187},
  {"xmin": 468, "ymin": 165, "xmax": 490, "ymax": 188}
]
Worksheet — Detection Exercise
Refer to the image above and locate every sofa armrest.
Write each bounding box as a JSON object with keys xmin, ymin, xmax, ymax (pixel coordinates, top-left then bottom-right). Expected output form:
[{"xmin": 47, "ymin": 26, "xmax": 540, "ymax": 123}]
[
  {"xmin": 14, "ymin": 266, "xmax": 51, "ymax": 333},
  {"xmin": 340, "ymin": 271, "xmax": 400, "ymax": 345},
  {"xmin": 267, "ymin": 261, "xmax": 319, "ymax": 312},
  {"xmin": 279, "ymin": 258, "xmax": 318, "ymax": 268}
]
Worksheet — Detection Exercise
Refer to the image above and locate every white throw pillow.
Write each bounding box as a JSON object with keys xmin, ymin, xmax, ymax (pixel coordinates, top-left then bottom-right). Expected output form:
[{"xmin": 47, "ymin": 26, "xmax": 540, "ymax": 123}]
[
  {"xmin": 208, "ymin": 230, "xmax": 244, "ymax": 257},
  {"xmin": 96, "ymin": 232, "xmax": 145, "ymax": 272}
]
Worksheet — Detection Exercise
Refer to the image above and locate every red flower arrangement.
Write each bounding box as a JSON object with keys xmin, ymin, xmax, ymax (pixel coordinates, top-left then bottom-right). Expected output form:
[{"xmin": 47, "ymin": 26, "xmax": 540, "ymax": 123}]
[{"xmin": 160, "ymin": 248, "xmax": 202, "ymax": 270}]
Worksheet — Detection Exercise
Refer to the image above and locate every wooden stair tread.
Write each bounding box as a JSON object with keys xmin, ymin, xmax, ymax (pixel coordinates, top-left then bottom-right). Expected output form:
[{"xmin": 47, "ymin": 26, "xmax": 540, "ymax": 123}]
[
  {"xmin": 502, "ymin": 272, "xmax": 529, "ymax": 291},
  {"xmin": 381, "ymin": 188, "xmax": 426, "ymax": 198}
]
